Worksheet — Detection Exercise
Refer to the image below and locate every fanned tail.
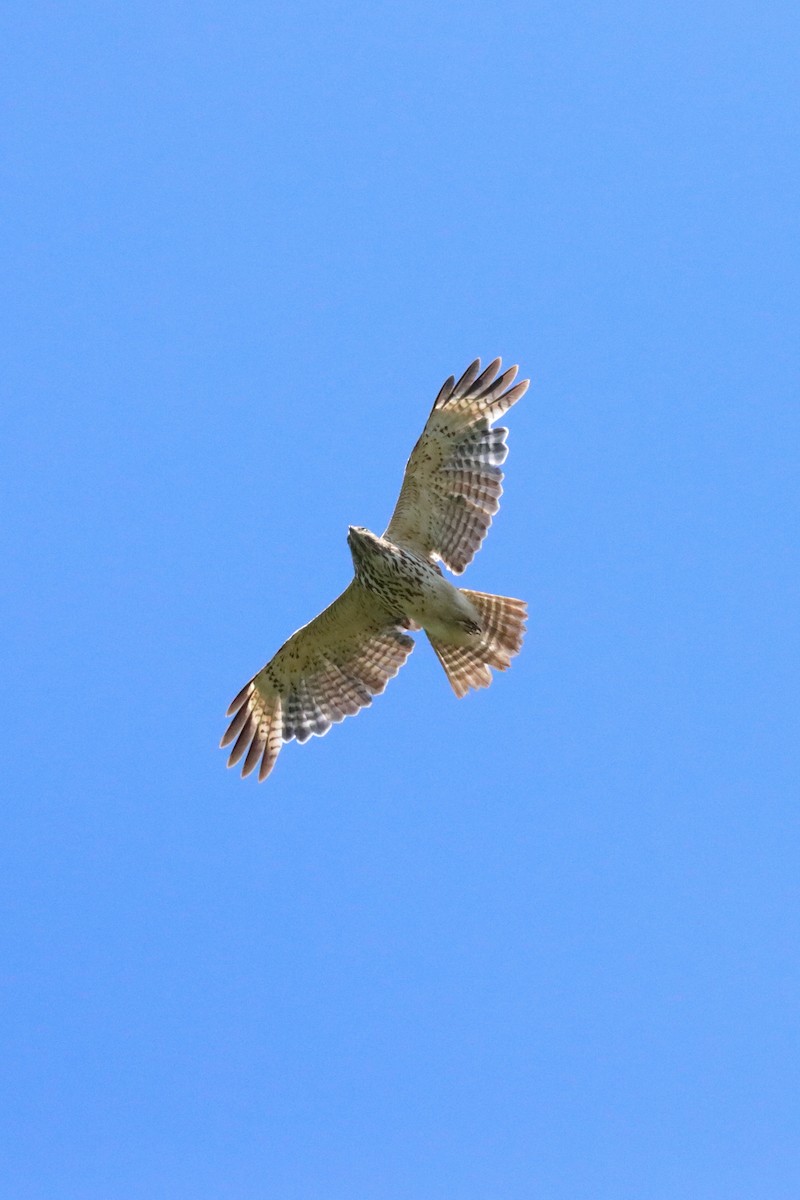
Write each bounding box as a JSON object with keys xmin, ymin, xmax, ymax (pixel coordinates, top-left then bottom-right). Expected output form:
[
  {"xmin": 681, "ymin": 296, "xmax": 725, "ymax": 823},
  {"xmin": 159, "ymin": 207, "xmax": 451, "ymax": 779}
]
[{"xmin": 427, "ymin": 589, "xmax": 527, "ymax": 698}]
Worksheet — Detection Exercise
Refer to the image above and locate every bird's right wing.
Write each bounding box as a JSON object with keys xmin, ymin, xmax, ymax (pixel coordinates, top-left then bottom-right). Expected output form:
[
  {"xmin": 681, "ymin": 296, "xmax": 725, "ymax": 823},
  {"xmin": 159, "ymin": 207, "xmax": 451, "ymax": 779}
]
[
  {"xmin": 384, "ymin": 358, "xmax": 529, "ymax": 574},
  {"xmin": 221, "ymin": 581, "xmax": 414, "ymax": 782}
]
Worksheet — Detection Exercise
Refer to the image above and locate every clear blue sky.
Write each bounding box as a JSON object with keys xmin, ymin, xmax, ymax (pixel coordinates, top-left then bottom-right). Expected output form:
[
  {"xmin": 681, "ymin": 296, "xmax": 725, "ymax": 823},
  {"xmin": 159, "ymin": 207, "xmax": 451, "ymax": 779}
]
[{"xmin": 2, "ymin": 2, "xmax": 798, "ymax": 1196}]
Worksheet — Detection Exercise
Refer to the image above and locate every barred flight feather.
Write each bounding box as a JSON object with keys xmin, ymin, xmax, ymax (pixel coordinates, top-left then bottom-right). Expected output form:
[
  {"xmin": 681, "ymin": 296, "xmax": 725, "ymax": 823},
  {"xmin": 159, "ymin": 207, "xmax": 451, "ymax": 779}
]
[
  {"xmin": 221, "ymin": 582, "xmax": 414, "ymax": 781},
  {"xmin": 427, "ymin": 590, "xmax": 527, "ymax": 699},
  {"xmin": 385, "ymin": 357, "xmax": 529, "ymax": 573}
]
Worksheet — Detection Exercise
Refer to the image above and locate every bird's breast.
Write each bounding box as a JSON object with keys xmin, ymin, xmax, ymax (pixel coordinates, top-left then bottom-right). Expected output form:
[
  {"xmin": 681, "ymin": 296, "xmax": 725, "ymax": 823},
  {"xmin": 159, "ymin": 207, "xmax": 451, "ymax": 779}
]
[{"xmin": 361, "ymin": 545, "xmax": 479, "ymax": 642}]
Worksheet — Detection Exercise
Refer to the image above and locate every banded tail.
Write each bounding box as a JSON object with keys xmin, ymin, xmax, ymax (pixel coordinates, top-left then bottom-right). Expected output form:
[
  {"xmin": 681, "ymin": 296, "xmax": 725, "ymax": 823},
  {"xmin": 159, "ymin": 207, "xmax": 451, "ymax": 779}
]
[{"xmin": 427, "ymin": 589, "xmax": 527, "ymax": 698}]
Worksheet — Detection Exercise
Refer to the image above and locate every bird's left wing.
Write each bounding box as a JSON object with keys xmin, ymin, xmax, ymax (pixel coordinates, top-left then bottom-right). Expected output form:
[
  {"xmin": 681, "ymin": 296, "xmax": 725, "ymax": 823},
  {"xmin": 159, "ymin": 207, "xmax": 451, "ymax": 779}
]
[
  {"xmin": 221, "ymin": 581, "xmax": 414, "ymax": 781},
  {"xmin": 384, "ymin": 358, "xmax": 529, "ymax": 574}
]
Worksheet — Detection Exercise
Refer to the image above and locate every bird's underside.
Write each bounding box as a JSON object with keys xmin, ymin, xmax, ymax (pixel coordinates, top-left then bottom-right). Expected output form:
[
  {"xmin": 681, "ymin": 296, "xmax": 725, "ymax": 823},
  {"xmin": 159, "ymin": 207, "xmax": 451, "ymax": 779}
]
[{"xmin": 222, "ymin": 357, "xmax": 529, "ymax": 782}]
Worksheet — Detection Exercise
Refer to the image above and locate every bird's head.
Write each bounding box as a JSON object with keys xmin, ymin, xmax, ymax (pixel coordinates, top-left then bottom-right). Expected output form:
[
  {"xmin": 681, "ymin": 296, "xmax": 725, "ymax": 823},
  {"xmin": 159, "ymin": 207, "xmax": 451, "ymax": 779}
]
[{"xmin": 347, "ymin": 525, "xmax": 381, "ymax": 570}]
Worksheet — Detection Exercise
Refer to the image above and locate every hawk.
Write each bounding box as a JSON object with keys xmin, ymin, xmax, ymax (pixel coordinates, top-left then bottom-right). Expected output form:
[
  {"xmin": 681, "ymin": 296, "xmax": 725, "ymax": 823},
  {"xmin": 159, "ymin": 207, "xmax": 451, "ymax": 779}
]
[{"xmin": 222, "ymin": 357, "xmax": 529, "ymax": 781}]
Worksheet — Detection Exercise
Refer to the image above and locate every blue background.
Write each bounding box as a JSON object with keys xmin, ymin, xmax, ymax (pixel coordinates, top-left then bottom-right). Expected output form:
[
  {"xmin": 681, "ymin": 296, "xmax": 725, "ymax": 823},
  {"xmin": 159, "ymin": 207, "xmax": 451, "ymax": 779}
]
[{"xmin": 3, "ymin": 2, "xmax": 798, "ymax": 1196}]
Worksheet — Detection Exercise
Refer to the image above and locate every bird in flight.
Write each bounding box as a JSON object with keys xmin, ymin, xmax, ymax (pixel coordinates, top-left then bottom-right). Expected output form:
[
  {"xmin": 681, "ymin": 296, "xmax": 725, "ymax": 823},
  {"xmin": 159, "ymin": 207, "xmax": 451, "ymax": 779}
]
[{"xmin": 222, "ymin": 357, "xmax": 529, "ymax": 781}]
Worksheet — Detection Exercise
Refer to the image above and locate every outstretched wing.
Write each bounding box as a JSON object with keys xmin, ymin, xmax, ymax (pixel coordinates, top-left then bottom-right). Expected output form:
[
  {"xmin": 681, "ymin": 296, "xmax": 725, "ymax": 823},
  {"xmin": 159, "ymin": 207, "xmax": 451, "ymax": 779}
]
[
  {"xmin": 221, "ymin": 582, "xmax": 414, "ymax": 782},
  {"xmin": 384, "ymin": 358, "xmax": 529, "ymax": 574}
]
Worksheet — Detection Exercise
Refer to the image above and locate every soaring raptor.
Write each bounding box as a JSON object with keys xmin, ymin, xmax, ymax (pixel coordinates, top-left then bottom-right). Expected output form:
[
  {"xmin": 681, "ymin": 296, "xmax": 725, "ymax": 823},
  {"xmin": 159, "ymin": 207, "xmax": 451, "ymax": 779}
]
[{"xmin": 222, "ymin": 357, "xmax": 529, "ymax": 781}]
